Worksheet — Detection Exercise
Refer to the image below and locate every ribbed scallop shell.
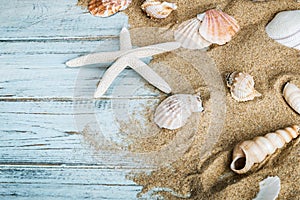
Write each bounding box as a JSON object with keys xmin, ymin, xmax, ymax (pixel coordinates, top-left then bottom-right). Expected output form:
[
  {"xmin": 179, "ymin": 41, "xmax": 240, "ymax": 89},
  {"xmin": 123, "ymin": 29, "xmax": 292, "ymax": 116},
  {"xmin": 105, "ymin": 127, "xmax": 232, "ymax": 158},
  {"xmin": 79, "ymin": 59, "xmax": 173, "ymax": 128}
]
[
  {"xmin": 230, "ymin": 125, "xmax": 300, "ymax": 174},
  {"xmin": 283, "ymin": 82, "xmax": 300, "ymax": 114},
  {"xmin": 266, "ymin": 10, "xmax": 300, "ymax": 50},
  {"xmin": 154, "ymin": 94, "xmax": 204, "ymax": 130},
  {"xmin": 88, "ymin": 0, "xmax": 132, "ymax": 17},
  {"xmin": 199, "ymin": 9, "xmax": 240, "ymax": 45},
  {"xmin": 174, "ymin": 17, "xmax": 212, "ymax": 49},
  {"xmin": 226, "ymin": 71, "xmax": 261, "ymax": 102},
  {"xmin": 141, "ymin": 0, "xmax": 177, "ymax": 19}
]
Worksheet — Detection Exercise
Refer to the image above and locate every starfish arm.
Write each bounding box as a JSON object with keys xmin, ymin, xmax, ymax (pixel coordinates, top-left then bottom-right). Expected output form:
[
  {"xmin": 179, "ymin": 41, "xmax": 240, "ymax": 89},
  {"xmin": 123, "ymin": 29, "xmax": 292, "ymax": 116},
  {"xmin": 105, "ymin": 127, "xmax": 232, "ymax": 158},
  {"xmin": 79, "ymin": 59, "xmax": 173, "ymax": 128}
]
[
  {"xmin": 65, "ymin": 51, "xmax": 122, "ymax": 67},
  {"xmin": 94, "ymin": 56, "xmax": 129, "ymax": 98},
  {"xmin": 119, "ymin": 27, "xmax": 132, "ymax": 51},
  {"xmin": 127, "ymin": 56, "xmax": 172, "ymax": 94}
]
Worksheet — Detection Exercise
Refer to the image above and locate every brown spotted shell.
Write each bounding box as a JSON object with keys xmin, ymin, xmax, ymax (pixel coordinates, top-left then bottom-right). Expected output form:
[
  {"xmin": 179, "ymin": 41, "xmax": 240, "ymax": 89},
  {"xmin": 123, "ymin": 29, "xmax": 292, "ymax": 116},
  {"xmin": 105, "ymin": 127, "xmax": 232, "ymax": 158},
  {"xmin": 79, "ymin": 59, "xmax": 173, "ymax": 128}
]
[
  {"xmin": 88, "ymin": 0, "xmax": 132, "ymax": 17},
  {"xmin": 226, "ymin": 71, "xmax": 261, "ymax": 102},
  {"xmin": 230, "ymin": 125, "xmax": 300, "ymax": 174},
  {"xmin": 141, "ymin": 0, "xmax": 177, "ymax": 19}
]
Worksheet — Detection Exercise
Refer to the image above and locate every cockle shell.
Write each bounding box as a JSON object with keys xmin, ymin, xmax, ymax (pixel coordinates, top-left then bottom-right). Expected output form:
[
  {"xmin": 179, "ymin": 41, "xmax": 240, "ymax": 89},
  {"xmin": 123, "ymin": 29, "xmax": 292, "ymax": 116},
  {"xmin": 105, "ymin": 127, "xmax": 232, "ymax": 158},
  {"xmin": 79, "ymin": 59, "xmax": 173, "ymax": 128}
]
[
  {"xmin": 230, "ymin": 125, "xmax": 300, "ymax": 174},
  {"xmin": 199, "ymin": 9, "xmax": 240, "ymax": 45},
  {"xmin": 283, "ymin": 82, "xmax": 300, "ymax": 114},
  {"xmin": 226, "ymin": 71, "xmax": 261, "ymax": 102},
  {"xmin": 154, "ymin": 94, "xmax": 204, "ymax": 130},
  {"xmin": 174, "ymin": 17, "xmax": 212, "ymax": 49},
  {"xmin": 88, "ymin": 0, "xmax": 132, "ymax": 17},
  {"xmin": 266, "ymin": 10, "xmax": 300, "ymax": 50},
  {"xmin": 141, "ymin": 0, "xmax": 177, "ymax": 19}
]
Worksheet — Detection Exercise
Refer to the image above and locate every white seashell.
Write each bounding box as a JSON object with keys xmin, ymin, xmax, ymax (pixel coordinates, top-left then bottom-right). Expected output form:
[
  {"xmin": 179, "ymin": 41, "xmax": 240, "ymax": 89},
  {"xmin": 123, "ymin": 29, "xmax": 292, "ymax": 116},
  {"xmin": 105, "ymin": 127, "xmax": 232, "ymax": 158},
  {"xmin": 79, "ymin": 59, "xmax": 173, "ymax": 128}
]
[
  {"xmin": 253, "ymin": 176, "xmax": 281, "ymax": 200},
  {"xmin": 266, "ymin": 10, "xmax": 300, "ymax": 50},
  {"xmin": 141, "ymin": 0, "xmax": 177, "ymax": 19},
  {"xmin": 283, "ymin": 82, "xmax": 300, "ymax": 114},
  {"xmin": 174, "ymin": 18, "xmax": 212, "ymax": 49},
  {"xmin": 154, "ymin": 94, "xmax": 204, "ymax": 130},
  {"xmin": 230, "ymin": 125, "xmax": 300, "ymax": 174},
  {"xmin": 226, "ymin": 71, "xmax": 261, "ymax": 102},
  {"xmin": 199, "ymin": 9, "xmax": 240, "ymax": 45}
]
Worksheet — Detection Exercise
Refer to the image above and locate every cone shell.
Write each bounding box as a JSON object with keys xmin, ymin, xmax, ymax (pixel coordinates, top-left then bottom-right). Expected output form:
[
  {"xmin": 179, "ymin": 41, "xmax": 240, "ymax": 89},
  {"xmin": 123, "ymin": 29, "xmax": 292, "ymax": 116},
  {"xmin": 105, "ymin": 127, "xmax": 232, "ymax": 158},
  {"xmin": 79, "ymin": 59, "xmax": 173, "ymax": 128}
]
[
  {"xmin": 141, "ymin": 0, "xmax": 177, "ymax": 19},
  {"xmin": 266, "ymin": 10, "xmax": 300, "ymax": 50},
  {"xmin": 199, "ymin": 9, "xmax": 240, "ymax": 45},
  {"xmin": 283, "ymin": 82, "xmax": 300, "ymax": 114},
  {"xmin": 154, "ymin": 94, "xmax": 204, "ymax": 130},
  {"xmin": 88, "ymin": 0, "xmax": 132, "ymax": 17},
  {"xmin": 226, "ymin": 71, "xmax": 261, "ymax": 102},
  {"xmin": 174, "ymin": 18, "xmax": 212, "ymax": 49},
  {"xmin": 230, "ymin": 125, "xmax": 300, "ymax": 174}
]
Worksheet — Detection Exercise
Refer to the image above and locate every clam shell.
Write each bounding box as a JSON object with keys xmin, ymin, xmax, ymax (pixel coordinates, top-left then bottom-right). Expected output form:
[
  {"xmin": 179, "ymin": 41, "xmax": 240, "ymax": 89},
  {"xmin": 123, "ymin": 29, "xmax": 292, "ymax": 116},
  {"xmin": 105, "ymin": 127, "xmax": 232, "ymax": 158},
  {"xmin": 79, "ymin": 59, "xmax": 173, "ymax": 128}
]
[
  {"xmin": 230, "ymin": 125, "xmax": 300, "ymax": 174},
  {"xmin": 226, "ymin": 71, "xmax": 261, "ymax": 102},
  {"xmin": 154, "ymin": 94, "xmax": 204, "ymax": 130},
  {"xmin": 266, "ymin": 10, "xmax": 300, "ymax": 50},
  {"xmin": 199, "ymin": 9, "xmax": 240, "ymax": 45},
  {"xmin": 174, "ymin": 18, "xmax": 212, "ymax": 49},
  {"xmin": 283, "ymin": 82, "xmax": 300, "ymax": 114},
  {"xmin": 141, "ymin": 0, "xmax": 177, "ymax": 19},
  {"xmin": 88, "ymin": 0, "xmax": 132, "ymax": 17}
]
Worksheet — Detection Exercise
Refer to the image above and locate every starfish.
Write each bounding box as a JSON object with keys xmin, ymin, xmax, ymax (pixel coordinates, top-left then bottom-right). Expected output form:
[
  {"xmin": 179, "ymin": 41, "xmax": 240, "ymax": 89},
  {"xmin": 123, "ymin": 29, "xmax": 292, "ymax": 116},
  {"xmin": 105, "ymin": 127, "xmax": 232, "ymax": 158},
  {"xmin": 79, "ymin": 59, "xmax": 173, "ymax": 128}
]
[{"xmin": 66, "ymin": 27, "xmax": 180, "ymax": 98}]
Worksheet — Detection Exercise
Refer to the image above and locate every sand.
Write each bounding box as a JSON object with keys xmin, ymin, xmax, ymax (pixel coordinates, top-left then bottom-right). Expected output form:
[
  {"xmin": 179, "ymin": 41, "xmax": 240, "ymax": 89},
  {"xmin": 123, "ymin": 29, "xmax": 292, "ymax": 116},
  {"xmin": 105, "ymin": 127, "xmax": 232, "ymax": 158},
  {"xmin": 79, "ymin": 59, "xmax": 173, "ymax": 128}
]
[{"xmin": 78, "ymin": 0, "xmax": 300, "ymax": 199}]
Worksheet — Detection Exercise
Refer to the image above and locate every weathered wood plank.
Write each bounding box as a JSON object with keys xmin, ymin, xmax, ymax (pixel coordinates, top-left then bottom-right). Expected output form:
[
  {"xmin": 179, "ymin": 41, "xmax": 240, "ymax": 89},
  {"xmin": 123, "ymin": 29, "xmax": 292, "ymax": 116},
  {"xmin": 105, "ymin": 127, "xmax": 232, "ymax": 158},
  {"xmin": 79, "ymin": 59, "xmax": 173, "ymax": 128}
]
[
  {"xmin": 0, "ymin": 100, "xmax": 159, "ymax": 167},
  {"xmin": 0, "ymin": 0, "xmax": 128, "ymax": 39},
  {"xmin": 0, "ymin": 165, "xmax": 142, "ymax": 199}
]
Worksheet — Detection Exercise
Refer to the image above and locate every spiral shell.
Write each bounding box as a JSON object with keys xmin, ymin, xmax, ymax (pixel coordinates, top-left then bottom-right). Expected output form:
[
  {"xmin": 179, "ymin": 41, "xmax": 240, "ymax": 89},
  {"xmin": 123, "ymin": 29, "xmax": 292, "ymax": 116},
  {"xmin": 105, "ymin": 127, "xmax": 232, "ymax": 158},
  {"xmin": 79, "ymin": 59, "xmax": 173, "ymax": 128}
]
[
  {"xmin": 154, "ymin": 94, "xmax": 204, "ymax": 130},
  {"xmin": 230, "ymin": 125, "xmax": 300, "ymax": 174},
  {"xmin": 199, "ymin": 9, "xmax": 240, "ymax": 45},
  {"xmin": 283, "ymin": 82, "xmax": 300, "ymax": 114},
  {"xmin": 174, "ymin": 17, "xmax": 212, "ymax": 49},
  {"xmin": 88, "ymin": 0, "xmax": 132, "ymax": 17},
  {"xmin": 226, "ymin": 71, "xmax": 261, "ymax": 102},
  {"xmin": 141, "ymin": 0, "xmax": 177, "ymax": 19},
  {"xmin": 266, "ymin": 10, "xmax": 300, "ymax": 50}
]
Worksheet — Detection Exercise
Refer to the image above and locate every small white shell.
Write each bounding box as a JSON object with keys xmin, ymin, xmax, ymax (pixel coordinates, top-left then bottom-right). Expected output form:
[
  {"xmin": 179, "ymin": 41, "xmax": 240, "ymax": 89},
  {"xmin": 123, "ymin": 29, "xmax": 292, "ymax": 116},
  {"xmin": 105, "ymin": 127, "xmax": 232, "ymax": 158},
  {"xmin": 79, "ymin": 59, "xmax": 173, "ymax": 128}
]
[
  {"xmin": 174, "ymin": 18, "xmax": 212, "ymax": 49},
  {"xmin": 283, "ymin": 82, "xmax": 300, "ymax": 114},
  {"xmin": 266, "ymin": 10, "xmax": 300, "ymax": 50},
  {"xmin": 154, "ymin": 94, "xmax": 204, "ymax": 130},
  {"xmin": 141, "ymin": 0, "xmax": 177, "ymax": 19},
  {"xmin": 253, "ymin": 176, "xmax": 281, "ymax": 200},
  {"xmin": 226, "ymin": 71, "xmax": 261, "ymax": 102},
  {"xmin": 199, "ymin": 9, "xmax": 240, "ymax": 45}
]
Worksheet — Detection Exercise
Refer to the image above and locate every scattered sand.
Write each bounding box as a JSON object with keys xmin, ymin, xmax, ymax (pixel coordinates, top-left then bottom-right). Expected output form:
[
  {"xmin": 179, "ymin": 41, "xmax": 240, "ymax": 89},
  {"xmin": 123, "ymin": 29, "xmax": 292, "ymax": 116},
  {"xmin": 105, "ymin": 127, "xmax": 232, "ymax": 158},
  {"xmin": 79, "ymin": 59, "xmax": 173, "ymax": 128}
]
[{"xmin": 78, "ymin": 0, "xmax": 300, "ymax": 199}]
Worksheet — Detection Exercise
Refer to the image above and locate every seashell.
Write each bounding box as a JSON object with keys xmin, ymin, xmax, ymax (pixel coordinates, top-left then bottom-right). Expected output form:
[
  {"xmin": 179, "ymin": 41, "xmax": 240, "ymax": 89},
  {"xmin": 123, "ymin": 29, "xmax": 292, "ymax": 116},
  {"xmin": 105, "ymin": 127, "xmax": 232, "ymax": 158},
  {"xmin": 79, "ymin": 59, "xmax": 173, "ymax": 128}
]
[
  {"xmin": 283, "ymin": 82, "xmax": 300, "ymax": 114},
  {"xmin": 253, "ymin": 176, "xmax": 281, "ymax": 200},
  {"xmin": 174, "ymin": 17, "xmax": 212, "ymax": 49},
  {"xmin": 226, "ymin": 71, "xmax": 261, "ymax": 102},
  {"xmin": 266, "ymin": 10, "xmax": 300, "ymax": 50},
  {"xmin": 199, "ymin": 9, "xmax": 240, "ymax": 45},
  {"xmin": 154, "ymin": 94, "xmax": 204, "ymax": 130},
  {"xmin": 141, "ymin": 0, "xmax": 177, "ymax": 19},
  {"xmin": 88, "ymin": 0, "xmax": 132, "ymax": 17},
  {"xmin": 230, "ymin": 125, "xmax": 300, "ymax": 174}
]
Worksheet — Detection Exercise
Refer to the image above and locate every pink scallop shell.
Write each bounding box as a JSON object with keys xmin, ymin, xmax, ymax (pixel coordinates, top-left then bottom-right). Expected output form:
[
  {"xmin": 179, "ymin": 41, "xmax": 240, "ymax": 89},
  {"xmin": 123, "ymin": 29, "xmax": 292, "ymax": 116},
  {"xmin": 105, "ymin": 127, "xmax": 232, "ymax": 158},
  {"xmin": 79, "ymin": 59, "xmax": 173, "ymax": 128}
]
[{"xmin": 199, "ymin": 9, "xmax": 240, "ymax": 45}]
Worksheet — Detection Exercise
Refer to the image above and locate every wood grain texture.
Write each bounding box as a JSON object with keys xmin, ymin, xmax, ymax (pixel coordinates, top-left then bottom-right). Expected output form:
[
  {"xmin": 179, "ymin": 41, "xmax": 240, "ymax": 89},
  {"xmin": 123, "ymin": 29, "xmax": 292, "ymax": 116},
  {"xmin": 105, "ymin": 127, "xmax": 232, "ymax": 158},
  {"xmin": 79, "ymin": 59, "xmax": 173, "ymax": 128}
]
[{"xmin": 0, "ymin": 0, "xmax": 160, "ymax": 198}]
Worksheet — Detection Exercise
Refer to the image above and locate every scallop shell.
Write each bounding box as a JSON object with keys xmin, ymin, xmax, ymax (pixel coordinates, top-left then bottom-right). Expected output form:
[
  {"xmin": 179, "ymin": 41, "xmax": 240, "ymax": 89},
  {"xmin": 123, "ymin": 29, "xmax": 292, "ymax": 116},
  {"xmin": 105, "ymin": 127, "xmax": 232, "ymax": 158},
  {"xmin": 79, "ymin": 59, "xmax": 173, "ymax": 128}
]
[
  {"xmin": 230, "ymin": 125, "xmax": 300, "ymax": 174},
  {"xmin": 226, "ymin": 71, "xmax": 261, "ymax": 102},
  {"xmin": 154, "ymin": 94, "xmax": 204, "ymax": 130},
  {"xmin": 141, "ymin": 0, "xmax": 177, "ymax": 19},
  {"xmin": 283, "ymin": 82, "xmax": 300, "ymax": 114},
  {"xmin": 253, "ymin": 176, "xmax": 281, "ymax": 200},
  {"xmin": 88, "ymin": 0, "xmax": 132, "ymax": 17},
  {"xmin": 199, "ymin": 9, "xmax": 240, "ymax": 45},
  {"xmin": 266, "ymin": 10, "xmax": 300, "ymax": 50},
  {"xmin": 174, "ymin": 17, "xmax": 212, "ymax": 49}
]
